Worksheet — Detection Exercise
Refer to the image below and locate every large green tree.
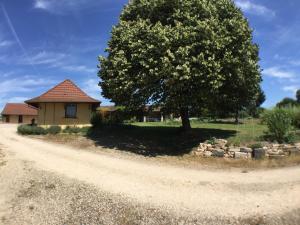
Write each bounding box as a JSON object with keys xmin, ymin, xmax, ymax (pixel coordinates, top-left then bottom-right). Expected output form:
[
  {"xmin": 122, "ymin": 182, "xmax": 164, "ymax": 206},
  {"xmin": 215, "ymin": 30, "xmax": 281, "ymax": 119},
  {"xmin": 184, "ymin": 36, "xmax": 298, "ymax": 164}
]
[{"xmin": 98, "ymin": 0, "xmax": 262, "ymax": 130}]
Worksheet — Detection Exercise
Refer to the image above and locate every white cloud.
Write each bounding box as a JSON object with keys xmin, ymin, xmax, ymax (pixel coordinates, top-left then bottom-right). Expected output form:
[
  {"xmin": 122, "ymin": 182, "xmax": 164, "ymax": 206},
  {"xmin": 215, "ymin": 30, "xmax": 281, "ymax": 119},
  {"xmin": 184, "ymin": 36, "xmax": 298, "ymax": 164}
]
[
  {"xmin": 262, "ymin": 67, "xmax": 295, "ymax": 79},
  {"xmin": 82, "ymin": 78, "xmax": 101, "ymax": 100},
  {"xmin": 18, "ymin": 51, "xmax": 95, "ymax": 74},
  {"xmin": 283, "ymin": 85, "xmax": 299, "ymax": 94},
  {"xmin": 33, "ymin": 0, "xmax": 109, "ymax": 14},
  {"xmin": 0, "ymin": 40, "xmax": 13, "ymax": 48},
  {"xmin": 28, "ymin": 51, "xmax": 67, "ymax": 65},
  {"xmin": 0, "ymin": 76, "xmax": 56, "ymax": 109},
  {"xmin": 62, "ymin": 65, "xmax": 96, "ymax": 73},
  {"xmin": 235, "ymin": 0, "xmax": 275, "ymax": 18},
  {"xmin": 290, "ymin": 60, "xmax": 300, "ymax": 66},
  {"xmin": 0, "ymin": 77, "xmax": 55, "ymax": 94}
]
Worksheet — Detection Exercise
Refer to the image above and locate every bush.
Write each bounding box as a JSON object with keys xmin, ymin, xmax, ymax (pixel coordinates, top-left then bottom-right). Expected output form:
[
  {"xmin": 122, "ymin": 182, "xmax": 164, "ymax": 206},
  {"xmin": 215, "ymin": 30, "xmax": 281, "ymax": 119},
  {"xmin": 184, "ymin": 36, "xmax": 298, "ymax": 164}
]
[
  {"xmin": 63, "ymin": 126, "xmax": 81, "ymax": 134},
  {"xmin": 90, "ymin": 113, "xmax": 102, "ymax": 128},
  {"xmin": 18, "ymin": 125, "xmax": 47, "ymax": 135},
  {"xmin": 262, "ymin": 108, "xmax": 293, "ymax": 143},
  {"xmin": 47, "ymin": 126, "xmax": 61, "ymax": 135},
  {"xmin": 248, "ymin": 143, "xmax": 263, "ymax": 149}
]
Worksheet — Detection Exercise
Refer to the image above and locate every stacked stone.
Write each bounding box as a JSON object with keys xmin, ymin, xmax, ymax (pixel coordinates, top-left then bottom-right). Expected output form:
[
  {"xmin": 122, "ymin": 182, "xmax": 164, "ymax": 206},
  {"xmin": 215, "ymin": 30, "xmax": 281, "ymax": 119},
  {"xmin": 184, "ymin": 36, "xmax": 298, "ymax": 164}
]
[{"xmin": 191, "ymin": 140, "xmax": 300, "ymax": 160}]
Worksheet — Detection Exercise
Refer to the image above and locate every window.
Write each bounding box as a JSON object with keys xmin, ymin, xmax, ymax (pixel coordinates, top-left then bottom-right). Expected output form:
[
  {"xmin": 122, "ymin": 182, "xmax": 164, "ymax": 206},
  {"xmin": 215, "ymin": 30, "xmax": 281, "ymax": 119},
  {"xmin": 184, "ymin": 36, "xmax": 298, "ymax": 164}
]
[{"xmin": 65, "ymin": 104, "xmax": 77, "ymax": 118}]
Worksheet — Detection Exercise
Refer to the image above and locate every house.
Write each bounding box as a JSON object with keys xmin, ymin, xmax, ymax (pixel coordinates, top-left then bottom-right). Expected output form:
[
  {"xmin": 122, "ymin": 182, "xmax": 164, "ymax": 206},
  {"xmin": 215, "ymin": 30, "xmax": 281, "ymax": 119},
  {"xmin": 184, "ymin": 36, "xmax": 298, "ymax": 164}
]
[
  {"xmin": 97, "ymin": 105, "xmax": 173, "ymax": 122},
  {"xmin": 1, "ymin": 103, "xmax": 38, "ymax": 124},
  {"xmin": 25, "ymin": 79, "xmax": 101, "ymax": 127}
]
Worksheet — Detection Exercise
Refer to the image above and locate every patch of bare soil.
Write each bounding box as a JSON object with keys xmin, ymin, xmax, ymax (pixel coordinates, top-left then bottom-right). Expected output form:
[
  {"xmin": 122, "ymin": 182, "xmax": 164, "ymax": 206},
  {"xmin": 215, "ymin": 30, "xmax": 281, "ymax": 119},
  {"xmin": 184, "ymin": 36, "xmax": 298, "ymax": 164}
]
[
  {"xmin": 0, "ymin": 146, "xmax": 6, "ymax": 168},
  {"xmin": 1, "ymin": 124, "xmax": 300, "ymax": 225},
  {"xmin": 2, "ymin": 161, "xmax": 299, "ymax": 225},
  {"xmin": 35, "ymin": 134, "xmax": 300, "ymax": 170}
]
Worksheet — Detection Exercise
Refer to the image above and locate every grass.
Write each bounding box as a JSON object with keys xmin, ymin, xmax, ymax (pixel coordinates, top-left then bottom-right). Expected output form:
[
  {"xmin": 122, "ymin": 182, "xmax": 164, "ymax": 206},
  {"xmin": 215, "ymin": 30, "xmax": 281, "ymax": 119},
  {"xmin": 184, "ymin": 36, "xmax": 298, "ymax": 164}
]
[
  {"xmin": 83, "ymin": 119, "xmax": 267, "ymax": 156},
  {"xmin": 131, "ymin": 118, "xmax": 267, "ymax": 146}
]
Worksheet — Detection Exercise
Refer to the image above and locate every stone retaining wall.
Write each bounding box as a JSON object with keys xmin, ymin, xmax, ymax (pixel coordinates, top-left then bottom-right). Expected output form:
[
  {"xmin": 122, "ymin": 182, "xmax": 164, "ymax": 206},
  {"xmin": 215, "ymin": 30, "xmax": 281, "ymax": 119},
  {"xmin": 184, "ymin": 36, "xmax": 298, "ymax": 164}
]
[{"xmin": 191, "ymin": 139, "xmax": 300, "ymax": 160}]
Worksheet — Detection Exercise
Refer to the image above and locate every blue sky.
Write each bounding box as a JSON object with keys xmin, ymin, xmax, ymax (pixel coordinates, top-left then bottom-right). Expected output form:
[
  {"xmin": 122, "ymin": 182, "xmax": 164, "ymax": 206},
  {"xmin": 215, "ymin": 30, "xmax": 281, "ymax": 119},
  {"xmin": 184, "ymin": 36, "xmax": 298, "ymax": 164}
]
[{"xmin": 0, "ymin": 0, "xmax": 299, "ymax": 110}]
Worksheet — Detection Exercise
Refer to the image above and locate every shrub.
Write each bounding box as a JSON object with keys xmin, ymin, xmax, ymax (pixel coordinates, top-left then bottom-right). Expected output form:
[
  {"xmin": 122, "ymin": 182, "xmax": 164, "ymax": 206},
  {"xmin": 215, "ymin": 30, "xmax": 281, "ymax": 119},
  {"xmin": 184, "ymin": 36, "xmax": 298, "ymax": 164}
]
[
  {"xmin": 248, "ymin": 143, "xmax": 263, "ymax": 149},
  {"xmin": 47, "ymin": 126, "xmax": 61, "ymax": 135},
  {"xmin": 18, "ymin": 125, "xmax": 47, "ymax": 135},
  {"xmin": 63, "ymin": 126, "xmax": 81, "ymax": 134},
  {"xmin": 90, "ymin": 113, "xmax": 102, "ymax": 128},
  {"xmin": 262, "ymin": 108, "xmax": 293, "ymax": 143}
]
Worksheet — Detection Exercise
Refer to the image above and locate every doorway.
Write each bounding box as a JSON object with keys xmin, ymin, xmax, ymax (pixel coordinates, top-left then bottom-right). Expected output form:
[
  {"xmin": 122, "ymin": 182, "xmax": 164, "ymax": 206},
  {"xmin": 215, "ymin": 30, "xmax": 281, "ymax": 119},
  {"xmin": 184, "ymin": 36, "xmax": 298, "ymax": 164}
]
[
  {"xmin": 5, "ymin": 116, "xmax": 10, "ymax": 123},
  {"xmin": 18, "ymin": 115, "xmax": 23, "ymax": 124}
]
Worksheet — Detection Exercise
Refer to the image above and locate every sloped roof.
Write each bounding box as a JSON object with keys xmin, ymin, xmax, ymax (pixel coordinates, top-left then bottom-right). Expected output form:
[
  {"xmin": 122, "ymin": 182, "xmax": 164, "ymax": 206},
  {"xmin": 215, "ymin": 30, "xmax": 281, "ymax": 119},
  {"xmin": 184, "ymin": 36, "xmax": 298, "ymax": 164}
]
[
  {"xmin": 26, "ymin": 79, "xmax": 101, "ymax": 104},
  {"xmin": 1, "ymin": 103, "xmax": 38, "ymax": 116}
]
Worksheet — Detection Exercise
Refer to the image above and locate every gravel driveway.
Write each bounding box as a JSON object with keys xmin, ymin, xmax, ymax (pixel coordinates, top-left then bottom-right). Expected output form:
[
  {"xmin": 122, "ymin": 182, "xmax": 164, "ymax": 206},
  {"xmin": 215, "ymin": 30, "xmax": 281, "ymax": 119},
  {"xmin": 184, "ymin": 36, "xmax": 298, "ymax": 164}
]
[{"xmin": 0, "ymin": 124, "xmax": 300, "ymax": 225}]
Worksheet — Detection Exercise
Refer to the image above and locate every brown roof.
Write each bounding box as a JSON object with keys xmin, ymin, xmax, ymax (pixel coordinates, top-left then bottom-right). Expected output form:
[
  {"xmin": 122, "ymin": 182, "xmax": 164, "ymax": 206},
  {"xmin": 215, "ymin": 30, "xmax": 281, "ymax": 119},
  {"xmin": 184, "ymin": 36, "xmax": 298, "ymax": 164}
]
[
  {"xmin": 26, "ymin": 79, "xmax": 101, "ymax": 104},
  {"xmin": 1, "ymin": 103, "xmax": 38, "ymax": 116}
]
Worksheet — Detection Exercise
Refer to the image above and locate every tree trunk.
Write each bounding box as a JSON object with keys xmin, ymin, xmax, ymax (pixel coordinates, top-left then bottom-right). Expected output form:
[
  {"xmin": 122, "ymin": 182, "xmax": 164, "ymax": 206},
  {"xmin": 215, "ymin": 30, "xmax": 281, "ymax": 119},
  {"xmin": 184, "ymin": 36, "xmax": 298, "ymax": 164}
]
[
  {"xmin": 235, "ymin": 110, "xmax": 239, "ymax": 124},
  {"xmin": 180, "ymin": 107, "xmax": 191, "ymax": 131}
]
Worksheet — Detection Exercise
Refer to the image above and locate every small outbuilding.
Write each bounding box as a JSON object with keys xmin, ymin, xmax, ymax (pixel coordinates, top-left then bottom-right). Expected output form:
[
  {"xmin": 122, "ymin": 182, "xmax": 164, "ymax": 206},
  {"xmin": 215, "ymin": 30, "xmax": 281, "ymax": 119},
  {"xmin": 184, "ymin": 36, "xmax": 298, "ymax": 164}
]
[
  {"xmin": 25, "ymin": 79, "xmax": 101, "ymax": 127},
  {"xmin": 1, "ymin": 103, "xmax": 38, "ymax": 124}
]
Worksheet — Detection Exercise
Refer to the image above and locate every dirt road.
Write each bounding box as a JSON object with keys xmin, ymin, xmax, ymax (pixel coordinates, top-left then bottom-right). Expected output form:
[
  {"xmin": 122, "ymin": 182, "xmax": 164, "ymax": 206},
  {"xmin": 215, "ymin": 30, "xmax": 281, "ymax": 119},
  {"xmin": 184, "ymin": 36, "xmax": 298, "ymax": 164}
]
[{"xmin": 0, "ymin": 124, "xmax": 300, "ymax": 224}]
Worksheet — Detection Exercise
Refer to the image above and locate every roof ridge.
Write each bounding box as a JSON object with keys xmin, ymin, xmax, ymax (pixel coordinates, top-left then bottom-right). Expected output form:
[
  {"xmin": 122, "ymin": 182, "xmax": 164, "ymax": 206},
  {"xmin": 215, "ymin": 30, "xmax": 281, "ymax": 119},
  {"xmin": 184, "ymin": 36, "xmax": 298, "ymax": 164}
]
[
  {"xmin": 25, "ymin": 79, "xmax": 101, "ymax": 104},
  {"xmin": 38, "ymin": 79, "xmax": 71, "ymax": 98}
]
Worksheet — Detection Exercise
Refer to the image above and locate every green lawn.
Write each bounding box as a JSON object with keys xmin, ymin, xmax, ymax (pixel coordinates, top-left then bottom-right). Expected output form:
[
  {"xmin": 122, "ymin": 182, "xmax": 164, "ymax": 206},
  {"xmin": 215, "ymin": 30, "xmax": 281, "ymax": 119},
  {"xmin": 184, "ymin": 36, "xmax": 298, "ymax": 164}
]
[
  {"xmin": 131, "ymin": 119, "xmax": 267, "ymax": 146},
  {"xmin": 87, "ymin": 119, "xmax": 267, "ymax": 156}
]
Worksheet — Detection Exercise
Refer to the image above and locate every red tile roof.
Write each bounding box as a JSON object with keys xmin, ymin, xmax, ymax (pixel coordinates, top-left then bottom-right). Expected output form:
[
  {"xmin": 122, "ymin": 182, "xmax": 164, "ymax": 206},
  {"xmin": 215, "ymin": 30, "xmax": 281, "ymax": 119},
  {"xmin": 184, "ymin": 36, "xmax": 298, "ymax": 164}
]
[
  {"xmin": 1, "ymin": 103, "xmax": 38, "ymax": 116},
  {"xmin": 26, "ymin": 79, "xmax": 101, "ymax": 104}
]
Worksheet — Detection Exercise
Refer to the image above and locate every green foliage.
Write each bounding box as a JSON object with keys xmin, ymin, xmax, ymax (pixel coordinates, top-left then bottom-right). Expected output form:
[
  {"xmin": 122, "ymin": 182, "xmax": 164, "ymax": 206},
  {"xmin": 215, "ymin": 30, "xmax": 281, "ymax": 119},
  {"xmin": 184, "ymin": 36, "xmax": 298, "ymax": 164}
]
[
  {"xmin": 281, "ymin": 107, "xmax": 300, "ymax": 129},
  {"xmin": 248, "ymin": 143, "xmax": 263, "ymax": 149},
  {"xmin": 18, "ymin": 125, "xmax": 47, "ymax": 135},
  {"xmin": 90, "ymin": 113, "xmax": 103, "ymax": 128},
  {"xmin": 63, "ymin": 126, "xmax": 81, "ymax": 134},
  {"xmin": 262, "ymin": 108, "xmax": 293, "ymax": 143},
  {"xmin": 276, "ymin": 98, "xmax": 298, "ymax": 108},
  {"xmin": 47, "ymin": 126, "xmax": 61, "ymax": 135},
  {"xmin": 98, "ymin": 0, "xmax": 262, "ymax": 129}
]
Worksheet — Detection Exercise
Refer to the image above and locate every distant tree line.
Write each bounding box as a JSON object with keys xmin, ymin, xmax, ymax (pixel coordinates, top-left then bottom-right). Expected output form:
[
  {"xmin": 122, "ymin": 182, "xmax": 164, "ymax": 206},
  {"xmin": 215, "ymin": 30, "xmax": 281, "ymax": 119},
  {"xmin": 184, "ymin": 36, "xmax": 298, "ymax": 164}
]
[{"xmin": 276, "ymin": 90, "xmax": 300, "ymax": 108}]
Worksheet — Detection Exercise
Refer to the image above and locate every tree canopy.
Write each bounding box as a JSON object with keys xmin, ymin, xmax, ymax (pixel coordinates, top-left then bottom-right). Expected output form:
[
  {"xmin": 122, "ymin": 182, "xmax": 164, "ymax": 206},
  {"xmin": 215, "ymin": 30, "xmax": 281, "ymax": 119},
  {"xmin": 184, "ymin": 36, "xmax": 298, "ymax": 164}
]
[
  {"xmin": 98, "ymin": 0, "xmax": 262, "ymax": 130},
  {"xmin": 276, "ymin": 97, "xmax": 298, "ymax": 108}
]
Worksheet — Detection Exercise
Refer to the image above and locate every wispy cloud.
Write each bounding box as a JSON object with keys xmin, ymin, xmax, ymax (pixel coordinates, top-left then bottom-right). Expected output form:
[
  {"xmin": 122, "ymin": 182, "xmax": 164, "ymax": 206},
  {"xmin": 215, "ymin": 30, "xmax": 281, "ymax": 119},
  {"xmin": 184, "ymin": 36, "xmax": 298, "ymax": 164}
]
[
  {"xmin": 0, "ymin": 77, "xmax": 55, "ymax": 94},
  {"xmin": 289, "ymin": 60, "xmax": 300, "ymax": 66},
  {"xmin": 22, "ymin": 51, "xmax": 67, "ymax": 65},
  {"xmin": 62, "ymin": 65, "xmax": 96, "ymax": 73},
  {"xmin": 33, "ymin": 0, "xmax": 115, "ymax": 14},
  {"xmin": 262, "ymin": 67, "xmax": 295, "ymax": 79},
  {"xmin": 1, "ymin": 4, "xmax": 39, "ymax": 75},
  {"xmin": 0, "ymin": 40, "xmax": 13, "ymax": 48},
  {"xmin": 82, "ymin": 78, "xmax": 102, "ymax": 100},
  {"xmin": 283, "ymin": 85, "xmax": 299, "ymax": 94},
  {"xmin": 17, "ymin": 51, "xmax": 95, "ymax": 74},
  {"xmin": 0, "ymin": 76, "xmax": 56, "ymax": 109},
  {"xmin": 235, "ymin": 0, "xmax": 275, "ymax": 18}
]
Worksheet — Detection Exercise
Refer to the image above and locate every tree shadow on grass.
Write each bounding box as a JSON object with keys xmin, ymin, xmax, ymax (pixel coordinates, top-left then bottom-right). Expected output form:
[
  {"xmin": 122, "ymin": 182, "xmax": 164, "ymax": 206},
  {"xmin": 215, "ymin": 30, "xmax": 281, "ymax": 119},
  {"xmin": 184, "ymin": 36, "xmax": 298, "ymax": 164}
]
[{"xmin": 86, "ymin": 124, "xmax": 237, "ymax": 157}]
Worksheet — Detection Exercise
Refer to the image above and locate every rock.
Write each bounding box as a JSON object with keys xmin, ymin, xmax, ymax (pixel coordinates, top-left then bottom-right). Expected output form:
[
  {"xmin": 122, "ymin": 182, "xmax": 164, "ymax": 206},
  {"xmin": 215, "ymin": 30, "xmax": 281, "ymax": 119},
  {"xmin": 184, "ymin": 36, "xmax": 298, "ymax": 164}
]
[
  {"xmin": 204, "ymin": 151, "xmax": 212, "ymax": 157},
  {"xmin": 213, "ymin": 139, "xmax": 228, "ymax": 149},
  {"xmin": 234, "ymin": 152, "xmax": 248, "ymax": 159},
  {"xmin": 269, "ymin": 155, "xmax": 286, "ymax": 160},
  {"xmin": 290, "ymin": 148, "xmax": 300, "ymax": 157},
  {"xmin": 193, "ymin": 151, "xmax": 203, "ymax": 156},
  {"xmin": 229, "ymin": 148, "xmax": 240, "ymax": 153},
  {"xmin": 240, "ymin": 147, "xmax": 253, "ymax": 153},
  {"xmin": 211, "ymin": 149, "xmax": 224, "ymax": 158},
  {"xmin": 253, "ymin": 148, "xmax": 266, "ymax": 160}
]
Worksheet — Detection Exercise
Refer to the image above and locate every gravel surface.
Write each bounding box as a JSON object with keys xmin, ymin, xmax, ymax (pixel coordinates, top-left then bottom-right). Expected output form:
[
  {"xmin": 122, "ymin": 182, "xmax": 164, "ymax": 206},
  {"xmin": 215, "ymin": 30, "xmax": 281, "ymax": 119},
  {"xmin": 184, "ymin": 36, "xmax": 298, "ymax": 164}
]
[{"xmin": 0, "ymin": 124, "xmax": 300, "ymax": 224}]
